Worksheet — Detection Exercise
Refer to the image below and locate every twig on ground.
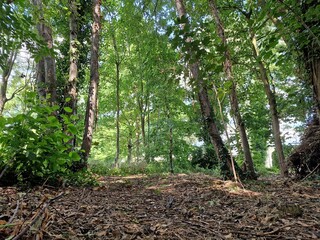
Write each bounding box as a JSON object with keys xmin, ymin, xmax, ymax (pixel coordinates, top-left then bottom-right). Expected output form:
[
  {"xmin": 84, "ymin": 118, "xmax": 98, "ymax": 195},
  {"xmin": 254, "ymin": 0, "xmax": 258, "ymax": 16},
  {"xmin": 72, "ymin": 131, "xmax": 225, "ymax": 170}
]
[
  {"xmin": 9, "ymin": 200, "xmax": 20, "ymax": 224},
  {"xmin": 50, "ymin": 205, "xmax": 72, "ymax": 226},
  {"xmin": 301, "ymin": 163, "xmax": 320, "ymax": 181},
  {"xmin": 257, "ymin": 224, "xmax": 294, "ymax": 236},
  {"xmin": 11, "ymin": 192, "xmax": 64, "ymax": 240}
]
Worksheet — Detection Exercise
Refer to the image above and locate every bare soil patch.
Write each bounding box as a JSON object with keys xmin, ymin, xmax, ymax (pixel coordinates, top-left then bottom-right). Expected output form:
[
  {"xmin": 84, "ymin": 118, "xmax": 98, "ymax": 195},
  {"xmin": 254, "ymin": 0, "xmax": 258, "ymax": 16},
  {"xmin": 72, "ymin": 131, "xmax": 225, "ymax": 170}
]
[{"xmin": 1, "ymin": 174, "xmax": 320, "ymax": 239}]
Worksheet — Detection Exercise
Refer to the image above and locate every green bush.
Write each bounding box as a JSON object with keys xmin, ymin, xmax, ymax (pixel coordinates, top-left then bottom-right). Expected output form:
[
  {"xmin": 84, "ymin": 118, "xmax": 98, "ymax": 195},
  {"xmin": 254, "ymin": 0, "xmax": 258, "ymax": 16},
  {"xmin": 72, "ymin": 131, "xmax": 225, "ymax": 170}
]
[
  {"xmin": 0, "ymin": 93, "xmax": 81, "ymax": 185},
  {"xmin": 190, "ymin": 145, "xmax": 218, "ymax": 169}
]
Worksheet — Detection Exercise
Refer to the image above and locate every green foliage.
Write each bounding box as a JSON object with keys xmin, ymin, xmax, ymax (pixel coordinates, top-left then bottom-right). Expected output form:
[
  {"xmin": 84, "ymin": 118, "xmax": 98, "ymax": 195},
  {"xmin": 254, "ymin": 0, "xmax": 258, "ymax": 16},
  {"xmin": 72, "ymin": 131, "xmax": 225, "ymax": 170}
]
[
  {"xmin": 2, "ymin": 0, "xmax": 315, "ymax": 181},
  {"xmin": 191, "ymin": 145, "xmax": 218, "ymax": 169},
  {"xmin": 64, "ymin": 170, "xmax": 99, "ymax": 186},
  {"xmin": 89, "ymin": 158, "xmax": 221, "ymax": 177},
  {"xmin": 0, "ymin": 93, "xmax": 81, "ymax": 185}
]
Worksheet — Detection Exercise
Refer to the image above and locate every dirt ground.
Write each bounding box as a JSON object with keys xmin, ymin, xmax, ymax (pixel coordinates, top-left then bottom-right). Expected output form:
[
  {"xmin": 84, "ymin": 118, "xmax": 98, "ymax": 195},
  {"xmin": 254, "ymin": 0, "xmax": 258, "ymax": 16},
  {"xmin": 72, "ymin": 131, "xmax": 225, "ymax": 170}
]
[{"xmin": 1, "ymin": 174, "xmax": 320, "ymax": 239}]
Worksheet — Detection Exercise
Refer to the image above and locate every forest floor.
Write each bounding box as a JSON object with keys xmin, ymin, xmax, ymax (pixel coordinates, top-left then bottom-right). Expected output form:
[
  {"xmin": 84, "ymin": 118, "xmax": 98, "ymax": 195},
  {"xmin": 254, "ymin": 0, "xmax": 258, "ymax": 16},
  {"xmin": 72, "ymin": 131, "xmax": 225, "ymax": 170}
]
[{"xmin": 1, "ymin": 173, "xmax": 320, "ymax": 240}]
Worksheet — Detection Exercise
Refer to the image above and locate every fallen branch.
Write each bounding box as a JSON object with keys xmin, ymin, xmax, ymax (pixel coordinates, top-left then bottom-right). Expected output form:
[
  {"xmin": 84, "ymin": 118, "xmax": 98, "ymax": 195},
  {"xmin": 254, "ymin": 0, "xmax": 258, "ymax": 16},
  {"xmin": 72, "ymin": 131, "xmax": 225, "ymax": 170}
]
[
  {"xmin": 301, "ymin": 163, "xmax": 320, "ymax": 181},
  {"xmin": 257, "ymin": 223, "xmax": 294, "ymax": 236},
  {"xmin": 11, "ymin": 192, "xmax": 64, "ymax": 240},
  {"xmin": 9, "ymin": 200, "xmax": 20, "ymax": 224}
]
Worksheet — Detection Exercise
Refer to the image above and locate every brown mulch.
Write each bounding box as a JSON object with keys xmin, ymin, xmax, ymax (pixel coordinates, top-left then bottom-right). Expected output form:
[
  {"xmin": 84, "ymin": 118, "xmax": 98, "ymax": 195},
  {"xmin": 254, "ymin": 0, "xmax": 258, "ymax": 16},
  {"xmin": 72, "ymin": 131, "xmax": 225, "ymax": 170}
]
[{"xmin": 0, "ymin": 174, "xmax": 320, "ymax": 239}]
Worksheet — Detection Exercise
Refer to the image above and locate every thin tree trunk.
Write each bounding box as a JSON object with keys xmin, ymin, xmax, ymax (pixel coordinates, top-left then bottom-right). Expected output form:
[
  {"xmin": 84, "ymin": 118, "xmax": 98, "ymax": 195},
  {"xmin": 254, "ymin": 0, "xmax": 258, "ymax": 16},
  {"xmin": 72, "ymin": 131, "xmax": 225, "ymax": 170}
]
[
  {"xmin": 209, "ymin": 0, "xmax": 256, "ymax": 179},
  {"xmin": 166, "ymin": 107, "xmax": 174, "ymax": 173},
  {"xmin": 111, "ymin": 32, "xmax": 121, "ymax": 167},
  {"xmin": 146, "ymin": 95, "xmax": 151, "ymax": 162},
  {"xmin": 127, "ymin": 129, "xmax": 133, "ymax": 163},
  {"xmin": 0, "ymin": 50, "xmax": 17, "ymax": 115},
  {"xmin": 165, "ymin": 95, "xmax": 174, "ymax": 173},
  {"xmin": 115, "ymin": 60, "xmax": 120, "ymax": 167},
  {"xmin": 250, "ymin": 30, "xmax": 288, "ymax": 177},
  {"xmin": 80, "ymin": 0, "xmax": 101, "ymax": 167},
  {"xmin": 174, "ymin": 0, "xmax": 242, "ymax": 180},
  {"xmin": 169, "ymin": 125, "xmax": 174, "ymax": 173},
  {"xmin": 139, "ymin": 79, "xmax": 146, "ymax": 146},
  {"xmin": 135, "ymin": 117, "xmax": 140, "ymax": 162}
]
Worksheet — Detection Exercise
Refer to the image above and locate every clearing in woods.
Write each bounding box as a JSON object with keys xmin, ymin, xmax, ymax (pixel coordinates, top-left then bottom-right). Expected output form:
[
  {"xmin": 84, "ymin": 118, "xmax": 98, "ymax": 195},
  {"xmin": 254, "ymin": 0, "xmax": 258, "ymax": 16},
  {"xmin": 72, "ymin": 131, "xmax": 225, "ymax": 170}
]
[{"xmin": 0, "ymin": 174, "xmax": 319, "ymax": 239}]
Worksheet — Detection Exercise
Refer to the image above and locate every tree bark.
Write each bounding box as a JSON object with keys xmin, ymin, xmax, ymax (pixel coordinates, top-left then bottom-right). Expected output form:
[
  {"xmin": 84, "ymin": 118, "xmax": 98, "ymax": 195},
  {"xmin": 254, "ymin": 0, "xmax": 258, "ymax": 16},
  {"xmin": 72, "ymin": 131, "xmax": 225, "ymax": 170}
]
[
  {"xmin": 138, "ymin": 79, "xmax": 146, "ymax": 146},
  {"xmin": 0, "ymin": 50, "xmax": 17, "ymax": 115},
  {"xmin": 250, "ymin": 30, "xmax": 288, "ymax": 177},
  {"xmin": 301, "ymin": 0, "xmax": 320, "ymax": 122},
  {"xmin": 112, "ymin": 33, "xmax": 121, "ymax": 168},
  {"xmin": 33, "ymin": 0, "xmax": 57, "ymax": 105},
  {"xmin": 115, "ymin": 60, "xmax": 120, "ymax": 167},
  {"xmin": 68, "ymin": 0, "xmax": 79, "ymax": 117},
  {"xmin": 165, "ymin": 99, "xmax": 174, "ymax": 173},
  {"xmin": 174, "ymin": 0, "xmax": 242, "ymax": 180},
  {"xmin": 36, "ymin": 59, "xmax": 46, "ymax": 99},
  {"xmin": 67, "ymin": 0, "xmax": 79, "ymax": 149},
  {"xmin": 208, "ymin": 0, "xmax": 256, "ymax": 179},
  {"xmin": 127, "ymin": 129, "xmax": 133, "ymax": 163},
  {"xmin": 169, "ymin": 124, "xmax": 174, "ymax": 173},
  {"xmin": 80, "ymin": 0, "xmax": 101, "ymax": 166},
  {"xmin": 135, "ymin": 116, "xmax": 140, "ymax": 162}
]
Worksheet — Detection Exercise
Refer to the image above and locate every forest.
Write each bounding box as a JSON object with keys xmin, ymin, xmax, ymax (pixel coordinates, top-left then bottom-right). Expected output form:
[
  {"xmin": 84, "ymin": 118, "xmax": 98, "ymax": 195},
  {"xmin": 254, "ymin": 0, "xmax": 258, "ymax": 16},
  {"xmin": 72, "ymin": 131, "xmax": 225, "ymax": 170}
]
[{"xmin": 0, "ymin": 0, "xmax": 319, "ymax": 239}]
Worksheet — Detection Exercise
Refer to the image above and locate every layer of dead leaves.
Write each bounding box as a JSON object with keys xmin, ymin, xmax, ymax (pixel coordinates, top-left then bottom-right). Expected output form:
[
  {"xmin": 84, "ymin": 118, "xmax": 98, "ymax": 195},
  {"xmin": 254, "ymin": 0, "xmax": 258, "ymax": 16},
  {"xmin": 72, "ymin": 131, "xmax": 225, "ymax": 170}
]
[{"xmin": 1, "ymin": 174, "xmax": 320, "ymax": 239}]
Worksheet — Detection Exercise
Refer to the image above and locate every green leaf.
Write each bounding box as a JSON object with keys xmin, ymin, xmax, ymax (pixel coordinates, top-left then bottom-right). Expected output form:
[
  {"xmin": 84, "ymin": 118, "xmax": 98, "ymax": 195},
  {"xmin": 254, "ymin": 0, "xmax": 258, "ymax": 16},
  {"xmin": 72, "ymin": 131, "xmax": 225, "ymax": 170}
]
[
  {"xmin": 0, "ymin": 117, "xmax": 5, "ymax": 128},
  {"xmin": 68, "ymin": 125, "xmax": 77, "ymax": 135},
  {"xmin": 69, "ymin": 151, "xmax": 80, "ymax": 161},
  {"xmin": 64, "ymin": 107, "xmax": 73, "ymax": 113}
]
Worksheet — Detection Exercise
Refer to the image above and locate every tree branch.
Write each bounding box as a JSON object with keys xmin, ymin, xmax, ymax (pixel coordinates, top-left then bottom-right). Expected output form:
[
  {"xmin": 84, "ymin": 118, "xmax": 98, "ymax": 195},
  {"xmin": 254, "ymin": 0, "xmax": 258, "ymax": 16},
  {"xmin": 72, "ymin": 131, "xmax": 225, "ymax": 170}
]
[{"xmin": 12, "ymin": 192, "xmax": 64, "ymax": 240}]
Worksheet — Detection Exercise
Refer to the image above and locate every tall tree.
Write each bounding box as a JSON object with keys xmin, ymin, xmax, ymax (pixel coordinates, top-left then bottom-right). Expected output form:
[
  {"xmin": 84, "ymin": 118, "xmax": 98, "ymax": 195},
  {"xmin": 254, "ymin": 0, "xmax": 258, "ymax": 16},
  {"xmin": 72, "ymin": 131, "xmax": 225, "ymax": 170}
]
[
  {"xmin": 248, "ymin": 22, "xmax": 288, "ymax": 177},
  {"xmin": 299, "ymin": 0, "xmax": 320, "ymax": 121},
  {"xmin": 67, "ymin": 0, "xmax": 79, "ymax": 117},
  {"xmin": 32, "ymin": 0, "xmax": 57, "ymax": 105},
  {"xmin": 208, "ymin": 0, "xmax": 256, "ymax": 179},
  {"xmin": 174, "ymin": 0, "xmax": 242, "ymax": 180},
  {"xmin": 80, "ymin": 0, "xmax": 101, "ymax": 166},
  {"xmin": 66, "ymin": 0, "xmax": 80, "ymax": 149},
  {"xmin": 111, "ymin": 32, "xmax": 121, "ymax": 168}
]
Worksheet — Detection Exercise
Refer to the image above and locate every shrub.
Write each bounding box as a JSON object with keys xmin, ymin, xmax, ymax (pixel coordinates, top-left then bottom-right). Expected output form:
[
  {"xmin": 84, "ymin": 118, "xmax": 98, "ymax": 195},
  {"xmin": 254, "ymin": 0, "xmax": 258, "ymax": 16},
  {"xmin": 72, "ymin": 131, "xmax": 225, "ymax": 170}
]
[{"xmin": 0, "ymin": 93, "xmax": 81, "ymax": 186}]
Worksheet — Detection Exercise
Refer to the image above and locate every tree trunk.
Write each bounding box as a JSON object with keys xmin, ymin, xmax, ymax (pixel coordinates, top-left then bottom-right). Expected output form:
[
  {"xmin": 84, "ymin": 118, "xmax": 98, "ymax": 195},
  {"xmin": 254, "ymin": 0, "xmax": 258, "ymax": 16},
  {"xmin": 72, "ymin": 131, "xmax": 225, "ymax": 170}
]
[
  {"xmin": 208, "ymin": 0, "xmax": 256, "ymax": 179},
  {"xmin": 174, "ymin": 0, "xmax": 242, "ymax": 180},
  {"xmin": 309, "ymin": 47, "xmax": 320, "ymax": 121},
  {"xmin": 80, "ymin": 0, "xmax": 101, "ymax": 167},
  {"xmin": 135, "ymin": 117, "xmax": 140, "ymax": 162},
  {"xmin": 33, "ymin": 0, "xmax": 57, "ymax": 105},
  {"xmin": 115, "ymin": 59, "xmax": 120, "ymax": 167},
  {"xmin": 127, "ymin": 129, "xmax": 133, "ymax": 163},
  {"xmin": 111, "ymin": 32, "xmax": 121, "ymax": 167},
  {"xmin": 146, "ymin": 100, "xmax": 151, "ymax": 162},
  {"xmin": 250, "ymin": 31, "xmax": 288, "ymax": 177},
  {"xmin": 138, "ymin": 79, "xmax": 146, "ymax": 146},
  {"xmin": 165, "ymin": 99, "xmax": 174, "ymax": 173},
  {"xmin": 301, "ymin": 0, "xmax": 320, "ymax": 121},
  {"xmin": 67, "ymin": 0, "xmax": 79, "ymax": 149},
  {"xmin": 169, "ymin": 124, "xmax": 174, "ymax": 173},
  {"xmin": 68, "ymin": 0, "xmax": 79, "ymax": 116},
  {"xmin": 0, "ymin": 50, "xmax": 17, "ymax": 115},
  {"xmin": 36, "ymin": 59, "xmax": 46, "ymax": 99}
]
